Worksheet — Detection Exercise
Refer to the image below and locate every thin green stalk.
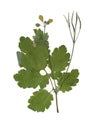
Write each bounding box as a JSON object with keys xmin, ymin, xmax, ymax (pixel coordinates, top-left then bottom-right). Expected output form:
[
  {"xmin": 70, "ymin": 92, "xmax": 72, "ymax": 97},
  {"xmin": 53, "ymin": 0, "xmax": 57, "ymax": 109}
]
[
  {"xmin": 44, "ymin": 69, "xmax": 54, "ymax": 90},
  {"xmin": 59, "ymin": 12, "xmax": 81, "ymax": 89},
  {"xmin": 59, "ymin": 42, "xmax": 75, "ymax": 88},
  {"xmin": 50, "ymin": 78, "xmax": 54, "ymax": 90},
  {"xmin": 43, "ymin": 23, "xmax": 57, "ymax": 88},
  {"xmin": 55, "ymin": 91, "xmax": 59, "ymax": 113},
  {"xmin": 44, "ymin": 25, "xmax": 46, "ymax": 33},
  {"xmin": 49, "ymin": 57, "xmax": 59, "ymax": 113},
  {"xmin": 75, "ymin": 28, "xmax": 81, "ymax": 42},
  {"xmin": 43, "ymin": 22, "xmax": 46, "ymax": 34},
  {"xmin": 43, "ymin": 22, "xmax": 59, "ymax": 113},
  {"xmin": 48, "ymin": 55, "xmax": 59, "ymax": 113},
  {"xmin": 66, "ymin": 42, "xmax": 75, "ymax": 73}
]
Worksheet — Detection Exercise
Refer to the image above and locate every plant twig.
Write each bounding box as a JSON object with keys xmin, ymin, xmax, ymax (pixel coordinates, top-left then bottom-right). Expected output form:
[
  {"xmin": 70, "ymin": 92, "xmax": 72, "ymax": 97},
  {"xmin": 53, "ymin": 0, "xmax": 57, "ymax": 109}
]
[
  {"xmin": 55, "ymin": 91, "xmax": 59, "ymax": 113},
  {"xmin": 59, "ymin": 12, "xmax": 81, "ymax": 89},
  {"xmin": 43, "ymin": 24, "xmax": 59, "ymax": 112}
]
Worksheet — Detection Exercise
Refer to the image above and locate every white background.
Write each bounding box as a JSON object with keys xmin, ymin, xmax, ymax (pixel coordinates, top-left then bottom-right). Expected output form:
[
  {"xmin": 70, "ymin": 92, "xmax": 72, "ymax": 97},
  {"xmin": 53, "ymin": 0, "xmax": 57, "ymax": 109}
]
[{"xmin": 0, "ymin": 0, "xmax": 92, "ymax": 129}]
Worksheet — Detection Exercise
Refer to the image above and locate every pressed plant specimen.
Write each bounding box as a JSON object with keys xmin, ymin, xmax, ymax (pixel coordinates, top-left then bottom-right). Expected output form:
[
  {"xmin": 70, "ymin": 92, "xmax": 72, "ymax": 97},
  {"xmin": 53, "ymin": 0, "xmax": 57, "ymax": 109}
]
[{"xmin": 14, "ymin": 12, "xmax": 81, "ymax": 113}]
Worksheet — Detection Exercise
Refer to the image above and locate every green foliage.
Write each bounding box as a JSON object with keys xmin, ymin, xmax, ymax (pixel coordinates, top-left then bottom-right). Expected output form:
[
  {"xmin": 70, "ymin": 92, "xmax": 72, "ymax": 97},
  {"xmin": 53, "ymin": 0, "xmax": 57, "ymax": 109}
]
[
  {"xmin": 50, "ymin": 45, "xmax": 70, "ymax": 78},
  {"xmin": 14, "ymin": 69, "xmax": 49, "ymax": 89},
  {"xmin": 28, "ymin": 89, "xmax": 53, "ymax": 112},
  {"xmin": 14, "ymin": 13, "xmax": 81, "ymax": 113},
  {"xmin": 33, "ymin": 29, "xmax": 49, "ymax": 44},
  {"xmin": 17, "ymin": 43, "xmax": 49, "ymax": 71},
  {"xmin": 58, "ymin": 69, "xmax": 79, "ymax": 92},
  {"xmin": 19, "ymin": 37, "xmax": 33, "ymax": 54}
]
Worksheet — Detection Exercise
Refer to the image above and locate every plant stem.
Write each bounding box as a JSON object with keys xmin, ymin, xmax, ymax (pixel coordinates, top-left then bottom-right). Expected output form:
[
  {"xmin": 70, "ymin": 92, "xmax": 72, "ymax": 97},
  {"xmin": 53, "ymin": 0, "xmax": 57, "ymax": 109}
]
[
  {"xmin": 55, "ymin": 91, "xmax": 59, "ymax": 113},
  {"xmin": 44, "ymin": 69, "xmax": 54, "ymax": 90},
  {"xmin": 43, "ymin": 22, "xmax": 59, "ymax": 113},
  {"xmin": 48, "ymin": 56, "xmax": 59, "ymax": 112},
  {"xmin": 43, "ymin": 22, "xmax": 46, "ymax": 34},
  {"xmin": 48, "ymin": 57, "xmax": 59, "ymax": 112},
  {"xmin": 48, "ymin": 49, "xmax": 59, "ymax": 112},
  {"xmin": 66, "ymin": 42, "xmax": 75, "ymax": 73},
  {"xmin": 59, "ymin": 42, "xmax": 75, "ymax": 89}
]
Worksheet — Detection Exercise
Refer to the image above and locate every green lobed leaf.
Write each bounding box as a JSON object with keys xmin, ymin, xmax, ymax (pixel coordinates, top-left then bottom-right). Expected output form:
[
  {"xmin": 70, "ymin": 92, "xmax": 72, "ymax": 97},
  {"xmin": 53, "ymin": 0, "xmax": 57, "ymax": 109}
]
[
  {"xmin": 28, "ymin": 89, "xmax": 53, "ymax": 112},
  {"xmin": 58, "ymin": 69, "xmax": 79, "ymax": 92},
  {"xmin": 14, "ymin": 69, "xmax": 40, "ymax": 88},
  {"xmin": 19, "ymin": 37, "xmax": 33, "ymax": 54},
  {"xmin": 50, "ymin": 45, "xmax": 70, "ymax": 78},
  {"xmin": 17, "ymin": 43, "xmax": 49, "ymax": 71},
  {"xmin": 14, "ymin": 69, "xmax": 49, "ymax": 89},
  {"xmin": 17, "ymin": 52, "xmax": 33, "ymax": 70},
  {"xmin": 30, "ymin": 43, "xmax": 49, "ymax": 70},
  {"xmin": 39, "ymin": 74, "xmax": 49, "ymax": 89},
  {"xmin": 33, "ymin": 29, "xmax": 49, "ymax": 44}
]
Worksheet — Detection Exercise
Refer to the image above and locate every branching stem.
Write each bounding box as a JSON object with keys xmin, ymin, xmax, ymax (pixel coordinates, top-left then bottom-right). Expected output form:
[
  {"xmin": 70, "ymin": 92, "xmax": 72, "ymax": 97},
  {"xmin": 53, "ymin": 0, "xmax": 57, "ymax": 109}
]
[
  {"xmin": 43, "ymin": 25, "xmax": 59, "ymax": 112},
  {"xmin": 43, "ymin": 13, "xmax": 81, "ymax": 112},
  {"xmin": 59, "ymin": 12, "xmax": 81, "ymax": 88},
  {"xmin": 48, "ymin": 56, "xmax": 59, "ymax": 113}
]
